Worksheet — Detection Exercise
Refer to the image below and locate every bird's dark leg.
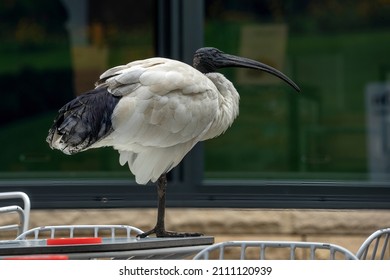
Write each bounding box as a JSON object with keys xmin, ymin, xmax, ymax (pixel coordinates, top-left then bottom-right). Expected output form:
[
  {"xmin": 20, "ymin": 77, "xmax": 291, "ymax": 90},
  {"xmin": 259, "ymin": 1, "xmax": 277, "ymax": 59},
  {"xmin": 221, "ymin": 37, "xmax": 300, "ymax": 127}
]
[{"xmin": 137, "ymin": 173, "xmax": 203, "ymax": 238}]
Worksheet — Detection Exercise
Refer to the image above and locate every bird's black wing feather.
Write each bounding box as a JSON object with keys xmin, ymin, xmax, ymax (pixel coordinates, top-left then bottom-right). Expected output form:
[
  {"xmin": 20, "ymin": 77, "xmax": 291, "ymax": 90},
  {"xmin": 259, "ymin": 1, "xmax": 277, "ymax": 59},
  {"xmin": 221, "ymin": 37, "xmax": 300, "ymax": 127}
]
[{"xmin": 46, "ymin": 87, "xmax": 120, "ymax": 154}]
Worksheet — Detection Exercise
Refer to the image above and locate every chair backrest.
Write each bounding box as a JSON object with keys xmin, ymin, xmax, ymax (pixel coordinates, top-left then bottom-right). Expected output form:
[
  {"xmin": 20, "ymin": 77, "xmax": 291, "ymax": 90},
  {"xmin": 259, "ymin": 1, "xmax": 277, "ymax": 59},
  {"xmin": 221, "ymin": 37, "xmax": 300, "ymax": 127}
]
[
  {"xmin": 15, "ymin": 224, "xmax": 144, "ymax": 240},
  {"xmin": 0, "ymin": 192, "xmax": 31, "ymax": 237},
  {"xmin": 193, "ymin": 241, "xmax": 358, "ymax": 260},
  {"xmin": 356, "ymin": 228, "xmax": 390, "ymax": 260}
]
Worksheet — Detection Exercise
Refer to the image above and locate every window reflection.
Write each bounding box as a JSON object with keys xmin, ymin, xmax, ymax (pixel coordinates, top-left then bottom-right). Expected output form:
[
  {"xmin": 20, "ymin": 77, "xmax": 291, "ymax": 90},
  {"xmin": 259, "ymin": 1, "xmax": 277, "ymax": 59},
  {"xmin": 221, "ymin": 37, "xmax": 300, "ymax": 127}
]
[
  {"xmin": 204, "ymin": 0, "xmax": 390, "ymax": 180},
  {"xmin": 0, "ymin": 0, "xmax": 155, "ymax": 178}
]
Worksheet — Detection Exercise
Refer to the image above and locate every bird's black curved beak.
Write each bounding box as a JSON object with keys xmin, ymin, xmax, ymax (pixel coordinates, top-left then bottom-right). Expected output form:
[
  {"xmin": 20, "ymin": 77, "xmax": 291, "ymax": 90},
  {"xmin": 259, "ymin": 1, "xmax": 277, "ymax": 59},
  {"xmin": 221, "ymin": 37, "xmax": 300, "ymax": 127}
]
[{"xmin": 220, "ymin": 53, "xmax": 300, "ymax": 92}]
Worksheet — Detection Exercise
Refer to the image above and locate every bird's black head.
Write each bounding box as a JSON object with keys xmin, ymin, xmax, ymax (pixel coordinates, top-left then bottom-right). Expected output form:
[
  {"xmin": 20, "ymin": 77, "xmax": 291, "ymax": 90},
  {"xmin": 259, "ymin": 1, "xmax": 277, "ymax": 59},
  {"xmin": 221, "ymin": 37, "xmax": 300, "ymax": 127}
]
[
  {"xmin": 193, "ymin": 47, "xmax": 227, "ymax": 74},
  {"xmin": 193, "ymin": 47, "xmax": 300, "ymax": 92}
]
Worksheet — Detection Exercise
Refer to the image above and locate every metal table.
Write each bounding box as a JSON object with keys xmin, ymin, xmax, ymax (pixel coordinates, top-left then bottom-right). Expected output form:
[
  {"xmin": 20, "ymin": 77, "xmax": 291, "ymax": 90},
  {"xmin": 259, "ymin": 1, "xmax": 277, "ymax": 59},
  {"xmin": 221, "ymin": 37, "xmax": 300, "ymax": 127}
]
[{"xmin": 0, "ymin": 236, "xmax": 214, "ymax": 259}]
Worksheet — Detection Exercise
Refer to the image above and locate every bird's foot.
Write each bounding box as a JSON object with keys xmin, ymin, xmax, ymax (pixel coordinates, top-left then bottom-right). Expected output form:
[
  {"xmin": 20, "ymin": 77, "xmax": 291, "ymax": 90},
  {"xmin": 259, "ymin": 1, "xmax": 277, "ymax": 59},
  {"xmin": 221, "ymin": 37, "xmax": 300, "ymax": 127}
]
[{"xmin": 137, "ymin": 227, "xmax": 203, "ymax": 238}]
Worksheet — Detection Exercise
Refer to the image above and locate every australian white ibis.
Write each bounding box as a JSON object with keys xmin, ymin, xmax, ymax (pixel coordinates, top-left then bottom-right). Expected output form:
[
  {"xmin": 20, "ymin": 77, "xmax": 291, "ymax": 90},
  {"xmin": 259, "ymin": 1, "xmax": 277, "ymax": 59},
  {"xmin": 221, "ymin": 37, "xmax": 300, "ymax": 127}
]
[{"xmin": 47, "ymin": 47, "xmax": 300, "ymax": 238}]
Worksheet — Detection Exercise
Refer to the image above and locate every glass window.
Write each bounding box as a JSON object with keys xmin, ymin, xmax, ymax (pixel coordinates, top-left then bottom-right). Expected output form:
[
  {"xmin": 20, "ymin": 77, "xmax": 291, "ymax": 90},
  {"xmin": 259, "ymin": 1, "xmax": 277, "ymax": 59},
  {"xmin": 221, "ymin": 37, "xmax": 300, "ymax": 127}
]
[
  {"xmin": 1, "ymin": 0, "xmax": 390, "ymax": 209},
  {"xmin": 0, "ymin": 0, "xmax": 155, "ymax": 181},
  {"xmin": 203, "ymin": 0, "xmax": 390, "ymax": 182}
]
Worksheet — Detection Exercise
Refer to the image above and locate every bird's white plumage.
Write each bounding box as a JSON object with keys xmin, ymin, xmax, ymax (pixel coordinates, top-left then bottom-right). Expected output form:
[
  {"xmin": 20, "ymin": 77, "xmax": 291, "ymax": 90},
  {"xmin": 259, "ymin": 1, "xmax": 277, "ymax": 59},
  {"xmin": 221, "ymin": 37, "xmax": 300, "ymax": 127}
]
[{"xmin": 91, "ymin": 57, "xmax": 240, "ymax": 184}]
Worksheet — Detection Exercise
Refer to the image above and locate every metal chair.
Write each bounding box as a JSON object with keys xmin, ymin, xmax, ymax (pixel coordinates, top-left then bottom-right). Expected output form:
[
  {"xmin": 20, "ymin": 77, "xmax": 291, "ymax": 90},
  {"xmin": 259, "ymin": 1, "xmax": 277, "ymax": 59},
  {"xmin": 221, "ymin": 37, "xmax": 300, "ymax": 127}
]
[
  {"xmin": 356, "ymin": 228, "xmax": 390, "ymax": 260},
  {"xmin": 15, "ymin": 224, "xmax": 144, "ymax": 240},
  {"xmin": 0, "ymin": 192, "xmax": 31, "ymax": 237},
  {"xmin": 193, "ymin": 240, "xmax": 358, "ymax": 260}
]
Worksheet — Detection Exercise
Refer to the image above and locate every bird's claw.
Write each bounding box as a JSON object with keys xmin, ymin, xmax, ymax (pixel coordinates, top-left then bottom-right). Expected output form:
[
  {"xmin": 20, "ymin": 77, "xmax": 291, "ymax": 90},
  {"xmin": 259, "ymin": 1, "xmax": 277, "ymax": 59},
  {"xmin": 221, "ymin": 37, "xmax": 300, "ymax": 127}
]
[{"xmin": 137, "ymin": 227, "xmax": 204, "ymax": 238}]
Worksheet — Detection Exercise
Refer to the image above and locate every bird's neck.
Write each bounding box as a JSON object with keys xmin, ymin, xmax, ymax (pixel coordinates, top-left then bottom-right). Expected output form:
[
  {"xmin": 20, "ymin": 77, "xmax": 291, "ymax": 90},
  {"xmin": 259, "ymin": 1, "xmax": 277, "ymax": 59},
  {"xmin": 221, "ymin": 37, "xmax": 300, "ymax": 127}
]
[{"xmin": 202, "ymin": 73, "xmax": 240, "ymax": 140}]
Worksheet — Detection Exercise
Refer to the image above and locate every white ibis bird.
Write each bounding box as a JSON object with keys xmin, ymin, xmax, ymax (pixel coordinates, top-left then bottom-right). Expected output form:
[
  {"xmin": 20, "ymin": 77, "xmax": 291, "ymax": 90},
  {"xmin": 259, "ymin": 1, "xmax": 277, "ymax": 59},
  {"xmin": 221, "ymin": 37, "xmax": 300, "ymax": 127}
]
[{"xmin": 47, "ymin": 47, "xmax": 300, "ymax": 238}]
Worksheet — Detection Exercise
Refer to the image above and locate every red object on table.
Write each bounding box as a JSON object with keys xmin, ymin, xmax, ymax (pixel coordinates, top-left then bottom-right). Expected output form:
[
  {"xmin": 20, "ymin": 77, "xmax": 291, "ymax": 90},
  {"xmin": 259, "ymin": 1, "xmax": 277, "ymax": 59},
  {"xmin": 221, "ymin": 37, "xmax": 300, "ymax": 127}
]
[
  {"xmin": 47, "ymin": 237, "xmax": 103, "ymax": 246},
  {"xmin": 4, "ymin": 255, "xmax": 69, "ymax": 260}
]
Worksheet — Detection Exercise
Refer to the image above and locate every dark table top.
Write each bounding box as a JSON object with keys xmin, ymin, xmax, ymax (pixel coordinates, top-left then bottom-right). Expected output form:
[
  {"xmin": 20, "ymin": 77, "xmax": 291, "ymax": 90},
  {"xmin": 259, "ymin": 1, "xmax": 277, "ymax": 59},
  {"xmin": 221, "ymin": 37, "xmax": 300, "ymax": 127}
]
[{"xmin": 0, "ymin": 236, "xmax": 214, "ymax": 258}]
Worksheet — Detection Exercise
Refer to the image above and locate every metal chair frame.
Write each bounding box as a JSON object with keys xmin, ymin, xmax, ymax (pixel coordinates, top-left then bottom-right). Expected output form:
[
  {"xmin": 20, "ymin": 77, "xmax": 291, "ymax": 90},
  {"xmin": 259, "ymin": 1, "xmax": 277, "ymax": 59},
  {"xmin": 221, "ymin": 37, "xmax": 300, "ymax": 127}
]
[
  {"xmin": 193, "ymin": 240, "xmax": 358, "ymax": 260},
  {"xmin": 15, "ymin": 224, "xmax": 144, "ymax": 240},
  {"xmin": 0, "ymin": 192, "xmax": 31, "ymax": 236},
  {"xmin": 356, "ymin": 228, "xmax": 390, "ymax": 260}
]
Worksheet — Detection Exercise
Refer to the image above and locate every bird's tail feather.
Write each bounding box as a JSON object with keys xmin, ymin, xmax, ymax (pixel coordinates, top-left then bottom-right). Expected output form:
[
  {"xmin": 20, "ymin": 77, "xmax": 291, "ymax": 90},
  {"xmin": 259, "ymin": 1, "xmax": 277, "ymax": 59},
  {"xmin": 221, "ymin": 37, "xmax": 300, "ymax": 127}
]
[{"xmin": 46, "ymin": 87, "xmax": 120, "ymax": 154}]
